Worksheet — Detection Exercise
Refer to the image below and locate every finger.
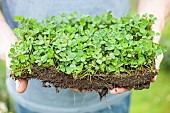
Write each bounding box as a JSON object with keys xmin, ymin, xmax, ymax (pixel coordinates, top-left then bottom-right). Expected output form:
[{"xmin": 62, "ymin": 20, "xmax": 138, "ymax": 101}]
[
  {"xmin": 16, "ymin": 78, "xmax": 28, "ymax": 93},
  {"xmin": 109, "ymin": 88, "xmax": 129, "ymax": 94}
]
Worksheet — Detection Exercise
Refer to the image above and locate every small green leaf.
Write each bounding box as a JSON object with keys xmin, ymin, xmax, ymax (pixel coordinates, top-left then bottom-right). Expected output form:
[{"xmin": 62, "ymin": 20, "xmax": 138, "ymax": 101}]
[
  {"xmin": 48, "ymin": 59, "xmax": 54, "ymax": 66},
  {"xmin": 8, "ymin": 53, "xmax": 13, "ymax": 58},
  {"xmin": 15, "ymin": 72, "xmax": 22, "ymax": 76},
  {"xmin": 96, "ymin": 59, "xmax": 102, "ymax": 64},
  {"xmin": 120, "ymin": 67, "xmax": 125, "ymax": 72},
  {"xmin": 79, "ymin": 17, "xmax": 86, "ymax": 27},
  {"xmin": 76, "ymin": 63, "xmax": 84, "ymax": 74},
  {"xmin": 14, "ymin": 16, "xmax": 24, "ymax": 21},
  {"xmin": 114, "ymin": 50, "xmax": 120, "ymax": 56},
  {"xmin": 10, "ymin": 48, "xmax": 15, "ymax": 53},
  {"xmin": 66, "ymin": 66, "xmax": 74, "ymax": 74},
  {"xmin": 127, "ymin": 54, "xmax": 132, "ymax": 57},
  {"xmin": 80, "ymin": 57, "xmax": 86, "ymax": 62},
  {"xmin": 41, "ymin": 54, "xmax": 48, "ymax": 62},
  {"xmin": 59, "ymin": 65, "xmax": 65, "ymax": 72},
  {"xmin": 107, "ymin": 66, "xmax": 115, "ymax": 72},
  {"xmin": 100, "ymin": 64, "xmax": 106, "ymax": 72}
]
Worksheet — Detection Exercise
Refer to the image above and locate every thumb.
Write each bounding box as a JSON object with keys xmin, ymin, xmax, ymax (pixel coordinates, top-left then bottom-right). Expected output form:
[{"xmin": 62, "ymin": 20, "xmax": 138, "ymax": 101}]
[{"xmin": 16, "ymin": 78, "xmax": 28, "ymax": 93}]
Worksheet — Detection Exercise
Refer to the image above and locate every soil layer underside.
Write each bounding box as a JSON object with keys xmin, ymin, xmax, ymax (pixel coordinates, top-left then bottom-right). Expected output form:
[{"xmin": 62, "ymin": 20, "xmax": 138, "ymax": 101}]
[{"xmin": 10, "ymin": 66, "xmax": 157, "ymax": 99}]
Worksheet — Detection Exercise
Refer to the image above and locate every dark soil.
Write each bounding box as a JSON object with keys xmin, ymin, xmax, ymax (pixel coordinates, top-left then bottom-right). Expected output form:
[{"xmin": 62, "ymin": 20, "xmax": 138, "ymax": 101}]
[{"xmin": 10, "ymin": 66, "xmax": 157, "ymax": 100}]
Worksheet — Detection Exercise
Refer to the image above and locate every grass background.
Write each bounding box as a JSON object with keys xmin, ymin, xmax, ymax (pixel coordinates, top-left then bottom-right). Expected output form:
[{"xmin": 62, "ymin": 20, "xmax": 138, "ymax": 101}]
[{"xmin": 0, "ymin": 0, "xmax": 170, "ymax": 113}]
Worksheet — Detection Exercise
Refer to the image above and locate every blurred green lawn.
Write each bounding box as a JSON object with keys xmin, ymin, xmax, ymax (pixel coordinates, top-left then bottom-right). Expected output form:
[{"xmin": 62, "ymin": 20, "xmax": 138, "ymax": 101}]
[{"xmin": 0, "ymin": 1, "xmax": 170, "ymax": 113}]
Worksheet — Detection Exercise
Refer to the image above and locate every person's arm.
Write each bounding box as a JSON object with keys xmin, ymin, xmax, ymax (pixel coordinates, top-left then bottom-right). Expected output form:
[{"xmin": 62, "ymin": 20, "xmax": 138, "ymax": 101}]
[
  {"xmin": 110, "ymin": 0, "xmax": 170, "ymax": 94},
  {"xmin": 0, "ymin": 10, "xmax": 17, "ymax": 60},
  {"xmin": 0, "ymin": 10, "xmax": 27, "ymax": 93}
]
